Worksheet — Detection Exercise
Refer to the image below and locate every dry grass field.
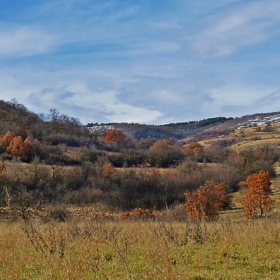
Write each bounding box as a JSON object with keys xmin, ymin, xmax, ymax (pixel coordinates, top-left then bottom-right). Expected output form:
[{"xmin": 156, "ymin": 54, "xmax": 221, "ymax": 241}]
[
  {"xmin": 1, "ymin": 217, "xmax": 280, "ymax": 279},
  {"xmin": 198, "ymin": 124, "xmax": 280, "ymax": 152}
]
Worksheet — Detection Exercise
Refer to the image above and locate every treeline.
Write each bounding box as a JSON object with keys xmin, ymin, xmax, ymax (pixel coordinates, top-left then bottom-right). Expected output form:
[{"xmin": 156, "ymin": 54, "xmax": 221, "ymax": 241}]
[{"xmin": 161, "ymin": 117, "xmax": 233, "ymax": 127}]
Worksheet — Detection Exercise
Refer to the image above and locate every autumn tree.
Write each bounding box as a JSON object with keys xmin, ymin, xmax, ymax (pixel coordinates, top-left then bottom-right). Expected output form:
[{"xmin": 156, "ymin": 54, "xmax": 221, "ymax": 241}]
[
  {"xmin": 148, "ymin": 139, "xmax": 185, "ymax": 168},
  {"xmin": 150, "ymin": 139, "xmax": 172, "ymax": 151},
  {"xmin": 0, "ymin": 132, "xmax": 35, "ymax": 161},
  {"xmin": 0, "ymin": 131, "xmax": 13, "ymax": 147},
  {"xmin": 104, "ymin": 129, "xmax": 125, "ymax": 143},
  {"xmin": 20, "ymin": 137, "xmax": 35, "ymax": 162},
  {"xmin": 242, "ymin": 171, "xmax": 274, "ymax": 218},
  {"xmin": 184, "ymin": 181, "xmax": 227, "ymax": 221},
  {"xmin": 7, "ymin": 136, "xmax": 23, "ymax": 157},
  {"xmin": 185, "ymin": 142, "xmax": 203, "ymax": 159}
]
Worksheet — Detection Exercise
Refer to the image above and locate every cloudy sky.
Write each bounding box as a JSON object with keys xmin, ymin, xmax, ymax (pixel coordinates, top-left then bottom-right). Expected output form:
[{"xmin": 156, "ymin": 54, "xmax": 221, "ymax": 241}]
[{"xmin": 1, "ymin": 0, "xmax": 280, "ymax": 124}]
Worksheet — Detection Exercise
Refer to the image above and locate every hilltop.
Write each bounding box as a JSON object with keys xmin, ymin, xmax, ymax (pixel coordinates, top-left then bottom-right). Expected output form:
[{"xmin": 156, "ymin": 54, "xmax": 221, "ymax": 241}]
[
  {"xmin": 87, "ymin": 111, "xmax": 280, "ymax": 143},
  {"xmin": 2, "ymin": 98, "xmax": 280, "ymax": 143}
]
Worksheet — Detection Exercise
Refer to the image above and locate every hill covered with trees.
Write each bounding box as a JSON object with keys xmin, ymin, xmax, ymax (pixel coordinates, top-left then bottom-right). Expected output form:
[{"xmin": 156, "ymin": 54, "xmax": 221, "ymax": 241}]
[{"xmin": 0, "ymin": 98, "xmax": 279, "ymax": 220}]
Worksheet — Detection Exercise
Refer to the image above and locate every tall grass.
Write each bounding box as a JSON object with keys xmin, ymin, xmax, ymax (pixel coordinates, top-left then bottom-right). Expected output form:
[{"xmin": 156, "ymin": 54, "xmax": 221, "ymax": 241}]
[{"xmin": 0, "ymin": 217, "xmax": 280, "ymax": 279}]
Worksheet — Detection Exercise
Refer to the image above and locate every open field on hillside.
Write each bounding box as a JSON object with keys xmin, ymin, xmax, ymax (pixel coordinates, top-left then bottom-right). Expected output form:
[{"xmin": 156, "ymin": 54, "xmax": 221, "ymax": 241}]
[
  {"xmin": 0, "ymin": 217, "xmax": 280, "ymax": 279},
  {"xmin": 197, "ymin": 124, "xmax": 280, "ymax": 152}
]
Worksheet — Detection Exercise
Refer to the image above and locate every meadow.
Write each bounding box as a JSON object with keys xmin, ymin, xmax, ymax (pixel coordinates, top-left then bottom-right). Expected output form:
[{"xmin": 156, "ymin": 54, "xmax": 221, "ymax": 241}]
[{"xmin": 0, "ymin": 211, "xmax": 279, "ymax": 280}]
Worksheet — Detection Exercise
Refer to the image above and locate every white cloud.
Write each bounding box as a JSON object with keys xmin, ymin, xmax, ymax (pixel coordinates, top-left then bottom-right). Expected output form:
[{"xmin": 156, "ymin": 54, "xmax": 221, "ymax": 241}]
[
  {"xmin": 28, "ymin": 86, "xmax": 163, "ymax": 124},
  {"xmin": 0, "ymin": 65, "xmax": 163, "ymax": 124},
  {"xmin": 209, "ymin": 84, "xmax": 277, "ymax": 106},
  {"xmin": 189, "ymin": 0, "xmax": 280, "ymax": 57},
  {"xmin": 0, "ymin": 26, "xmax": 57, "ymax": 57},
  {"xmin": 205, "ymin": 84, "xmax": 280, "ymax": 117}
]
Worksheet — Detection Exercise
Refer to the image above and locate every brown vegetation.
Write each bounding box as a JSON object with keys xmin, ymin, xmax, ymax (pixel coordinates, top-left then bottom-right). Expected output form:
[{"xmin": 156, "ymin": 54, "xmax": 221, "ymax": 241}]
[
  {"xmin": 185, "ymin": 141, "xmax": 203, "ymax": 159},
  {"xmin": 184, "ymin": 181, "xmax": 228, "ymax": 221},
  {"xmin": 242, "ymin": 171, "xmax": 274, "ymax": 218},
  {"xmin": 104, "ymin": 128, "xmax": 125, "ymax": 143}
]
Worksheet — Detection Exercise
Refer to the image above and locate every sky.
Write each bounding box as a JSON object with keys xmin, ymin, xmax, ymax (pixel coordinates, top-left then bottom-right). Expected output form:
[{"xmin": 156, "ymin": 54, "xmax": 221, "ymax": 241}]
[{"xmin": 1, "ymin": 0, "xmax": 280, "ymax": 125}]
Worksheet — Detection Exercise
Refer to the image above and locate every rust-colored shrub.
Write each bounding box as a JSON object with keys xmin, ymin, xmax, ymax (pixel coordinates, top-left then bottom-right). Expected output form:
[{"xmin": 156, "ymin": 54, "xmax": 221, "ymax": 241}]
[
  {"xmin": 150, "ymin": 139, "xmax": 172, "ymax": 151},
  {"xmin": 242, "ymin": 171, "xmax": 274, "ymax": 218},
  {"xmin": 0, "ymin": 131, "xmax": 13, "ymax": 147},
  {"xmin": 184, "ymin": 181, "xmax": 227, "ymax": 221},
  {"xmin": 1, "ymin": 134, "xmax": 35, "ymax": 161},
  {"xmin": 119, "ymin": 208, "xmax": 160, "ymax": 220},
  {"xmin": 245, "ymin": 171, "xmax": 271, "ymax": 192},
  {"xmin": 104, "ymin": 129, "xmax": 125, "ymax": 143},
  {"xmin": 20, "ymin": 137, "xmax": 35, "ymax": 162},
  {"xmin": 7, "ymin": 136, "xmax": 23, "ymax": 157},
  {"xmin": 185, "ymin": 142, "xmax": 203, "ymax": 159}
]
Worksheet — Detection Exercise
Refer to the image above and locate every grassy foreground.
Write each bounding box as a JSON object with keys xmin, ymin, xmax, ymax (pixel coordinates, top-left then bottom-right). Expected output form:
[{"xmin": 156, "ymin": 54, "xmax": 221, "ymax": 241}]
[{"xmin": 1, "ymin": 217, "xmax": 280, "ymax": 279}]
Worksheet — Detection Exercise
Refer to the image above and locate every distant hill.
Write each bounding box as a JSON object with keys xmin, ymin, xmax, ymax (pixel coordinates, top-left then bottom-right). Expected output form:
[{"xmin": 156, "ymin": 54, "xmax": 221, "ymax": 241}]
[
  {"xmin": 86, "ymin": 117, "xmax": 234, "ymax": 140},
  {"xmin": 87, "ymin": 112, "xmax": 280, "ymax": 141},
  {"xmin": 1, "ymin": 98, "xmax": 280, "ymax": 142}
]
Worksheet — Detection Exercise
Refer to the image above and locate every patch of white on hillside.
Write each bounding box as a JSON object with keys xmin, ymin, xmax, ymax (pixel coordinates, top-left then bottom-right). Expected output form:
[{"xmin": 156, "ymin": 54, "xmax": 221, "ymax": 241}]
[{"xmin": 236, "ymin": 114, "xmax": 280, "ymax": 129}]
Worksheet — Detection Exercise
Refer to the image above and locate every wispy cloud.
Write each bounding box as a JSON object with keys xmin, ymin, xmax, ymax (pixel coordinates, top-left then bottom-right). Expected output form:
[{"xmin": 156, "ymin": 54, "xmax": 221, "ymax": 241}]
[
  {"xmin": 189, "ymin": 0, "xmax": 280, "ymax": 58},
  {"xmin": 28, "ymin": 84, "xmax": 162, "ymax": 124},
  {"xmin": 0, "ymin": 26, "xmax": 57, "ymax": 57},
  {"xmin": 209, "ymin": 84, "xmax": 276, "ymax": 106}
]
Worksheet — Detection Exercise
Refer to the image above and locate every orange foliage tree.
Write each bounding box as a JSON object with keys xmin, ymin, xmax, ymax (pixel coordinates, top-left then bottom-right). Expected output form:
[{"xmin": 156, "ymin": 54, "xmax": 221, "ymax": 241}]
[
  {"xmin": 7, "ymin": 136, "xmax": 23, "ymax": 157},
  {"xmin": 185, "ymin": 142, "xmax": 203, "ymax": 159},
  {"xmin": 242, "ymin": 171, "xmax": 274, "ymax": 218},
  {"xmin": 149, "ymin": 139, "xmax": 172, "ymax": 151},
  {"xmin": 104, "ymin": 129, "xmax": 125, "ymax": 143},
  {"xmin": 20, "ymin": 137, "xmax": 35, "ymax": 161},
  {"xmin": 184, "ymin": 181, "xmax": 227, "ymax": 221},
  {"xmin": 0, "ymin": 131, "xmax": 13, "ymax": 147},
  {"xmin": 1, "ymin": 133, "xmax": 35, "ymax": 161}
]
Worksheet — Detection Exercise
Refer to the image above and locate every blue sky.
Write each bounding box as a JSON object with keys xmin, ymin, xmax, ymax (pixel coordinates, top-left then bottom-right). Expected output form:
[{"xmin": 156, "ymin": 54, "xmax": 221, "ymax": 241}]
[{"xmin": 1, "ymin": 0, "xmax": 280, "ymax": 124}]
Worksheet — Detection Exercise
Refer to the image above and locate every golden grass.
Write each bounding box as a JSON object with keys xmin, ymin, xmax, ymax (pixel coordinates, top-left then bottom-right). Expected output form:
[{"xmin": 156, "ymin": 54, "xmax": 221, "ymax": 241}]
[
  {"xmin": 232, "ymin": 139, "xmax": 280, "ymax": 152},
  {"xmin": 1, "ymin": 217, "xmax": 280, "ymax": 279},
  {"xmin": 196, "ymin": 124, "xmax": 280, "ymax": 152}
]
